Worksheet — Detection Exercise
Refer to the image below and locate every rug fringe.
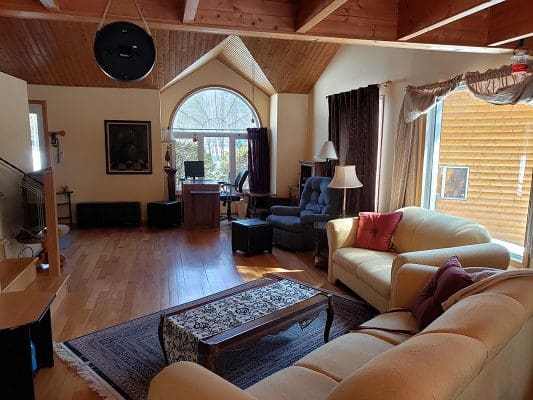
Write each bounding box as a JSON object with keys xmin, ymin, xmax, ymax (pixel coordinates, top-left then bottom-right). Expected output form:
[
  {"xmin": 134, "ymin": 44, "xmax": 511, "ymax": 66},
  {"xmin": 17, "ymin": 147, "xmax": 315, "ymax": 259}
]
[{"xmin": 54, "ymin": 342, "xmax": 125, "ymax": 400}]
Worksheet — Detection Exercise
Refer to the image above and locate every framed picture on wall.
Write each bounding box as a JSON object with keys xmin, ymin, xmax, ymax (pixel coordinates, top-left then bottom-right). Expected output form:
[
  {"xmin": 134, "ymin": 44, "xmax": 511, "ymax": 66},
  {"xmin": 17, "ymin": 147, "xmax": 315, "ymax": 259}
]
[{"xmin": 104, "ymin": 120, "xmax": 152, "ymax": 174}]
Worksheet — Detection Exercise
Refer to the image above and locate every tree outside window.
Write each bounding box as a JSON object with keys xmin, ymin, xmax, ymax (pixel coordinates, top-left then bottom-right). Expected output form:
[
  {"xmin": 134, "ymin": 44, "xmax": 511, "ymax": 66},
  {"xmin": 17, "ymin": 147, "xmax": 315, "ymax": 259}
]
[{"xmin": 171, "ymin": 87, "xmax": 259, "ymax": 185}]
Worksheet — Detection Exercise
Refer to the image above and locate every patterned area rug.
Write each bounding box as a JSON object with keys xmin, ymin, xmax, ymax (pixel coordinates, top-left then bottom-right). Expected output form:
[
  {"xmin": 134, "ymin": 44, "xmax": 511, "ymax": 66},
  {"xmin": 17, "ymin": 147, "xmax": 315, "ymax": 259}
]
[{"xmin": 55, "ymin": 285, "xmax": 377, "ymax": 400}]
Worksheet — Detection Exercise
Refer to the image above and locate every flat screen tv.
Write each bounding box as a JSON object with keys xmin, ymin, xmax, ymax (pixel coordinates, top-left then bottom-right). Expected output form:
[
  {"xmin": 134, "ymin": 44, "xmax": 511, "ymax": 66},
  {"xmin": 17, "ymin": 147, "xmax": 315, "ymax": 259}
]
[{"xmin": 184, "ymin": 161, "xmax": 205, "ymax": 180}]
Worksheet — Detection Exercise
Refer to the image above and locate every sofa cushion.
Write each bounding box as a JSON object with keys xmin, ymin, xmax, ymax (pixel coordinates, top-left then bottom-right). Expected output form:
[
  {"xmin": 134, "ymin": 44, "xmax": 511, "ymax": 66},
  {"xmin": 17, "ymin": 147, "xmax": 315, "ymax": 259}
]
[
  {"xmin": 354, "ymin": 310, "xmax": 419, "ymax": 345},
  {"xmin": 331, "ymin": 248, "xmax": 396, "ymax": 299},
  {"xmin": 391, "ymin": 207, "xmax": 490, "ymax": 254},
  {"xmin": 246, "ymin": 366, "xmax": 337, "ymax": 400},
  {"xmin": 327, "ymin": 333, "xmax": 487, "ymax": 400},
  {"xmin": 412, "ymin": 256, "xmax": 474, "ymax": 329},
  {"xmin": 482, "ymin": 276, "xmax": 533, "ymax": 318},
  {"xmin": 295, "ymin": 333, "xmax": 394, "ymax": 382},
  {"xmin": 356, "ymin": 212, "xmax": 403, "ymax": 251},
  {"xmin": 266, "ymin": 215, "xmax": 304, "ymax": 233},
  {"xmin": 420, "ymin": 292, "xmax": 526, "ymax": 359}
]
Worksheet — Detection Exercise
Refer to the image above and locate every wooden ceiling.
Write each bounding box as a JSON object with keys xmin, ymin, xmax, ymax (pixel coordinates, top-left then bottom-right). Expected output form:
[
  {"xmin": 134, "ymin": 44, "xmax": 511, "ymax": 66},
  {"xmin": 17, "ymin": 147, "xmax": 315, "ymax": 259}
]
[
  {"xmin": 0, "ymin": 15, "xmax": 339, "ymax": 93},
  {"xmin": 0, "ymin": 1, "xmax": 531, "ymax": 92},
  {"xmin": 0, "ymin": 0, "xmax": 531, "ymax": 50},
  {"xmin": 0, "ymin": 17, "xmax": 226, "ymax": 89}
]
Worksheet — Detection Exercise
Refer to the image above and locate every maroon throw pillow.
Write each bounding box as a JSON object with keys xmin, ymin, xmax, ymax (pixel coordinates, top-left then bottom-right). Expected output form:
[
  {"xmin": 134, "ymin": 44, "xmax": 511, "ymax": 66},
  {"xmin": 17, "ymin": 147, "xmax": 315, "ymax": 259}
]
[
  {"xmin": 355, "ymin": 211, "xmax": 403, "ymax": 251},
  {"xmin": 412, "ymin": 256, "xmax": 474, "ymax": 329}
]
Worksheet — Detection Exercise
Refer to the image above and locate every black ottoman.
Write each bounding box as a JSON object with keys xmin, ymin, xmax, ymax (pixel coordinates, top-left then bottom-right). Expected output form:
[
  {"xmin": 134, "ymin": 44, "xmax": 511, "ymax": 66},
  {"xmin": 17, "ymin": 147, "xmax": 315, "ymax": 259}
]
[
  {"xmin": 232, "ymin": 219, "xmax": 273, "ymax": 256},
  {"xmin": 147, "ymin": 201, "xmax": 181, "ymax": 228}
]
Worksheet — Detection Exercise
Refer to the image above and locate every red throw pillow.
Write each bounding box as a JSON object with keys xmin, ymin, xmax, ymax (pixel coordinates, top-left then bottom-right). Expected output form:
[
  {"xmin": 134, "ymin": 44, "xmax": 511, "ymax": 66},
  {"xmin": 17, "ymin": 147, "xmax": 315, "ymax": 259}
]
[
  {"xmin": 412, "ymin": 256, "xmax": 474, "ymax": 329},
  {"xmin": 355, "ymin": 212, "xmax": 403, "ymax": 251}
]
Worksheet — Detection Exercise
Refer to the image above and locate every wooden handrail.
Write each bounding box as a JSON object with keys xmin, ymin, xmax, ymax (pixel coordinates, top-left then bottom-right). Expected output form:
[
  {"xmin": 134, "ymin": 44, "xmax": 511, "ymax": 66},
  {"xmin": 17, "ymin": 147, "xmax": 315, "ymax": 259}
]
[{"xmin": 43, "ymin": 171, "xmax": 60, "ymax": 276}]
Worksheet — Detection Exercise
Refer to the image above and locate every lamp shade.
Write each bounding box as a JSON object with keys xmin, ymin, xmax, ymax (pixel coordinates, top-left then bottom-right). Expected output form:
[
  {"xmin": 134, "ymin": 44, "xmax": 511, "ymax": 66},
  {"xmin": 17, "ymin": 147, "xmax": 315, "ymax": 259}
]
[
  {"xmin": 328, "ymin": 165, "xmax": 363, "ymax": 189},
  {"xmin": 315, "ymin": 141, "xmax": 338, "ymax": 160}
]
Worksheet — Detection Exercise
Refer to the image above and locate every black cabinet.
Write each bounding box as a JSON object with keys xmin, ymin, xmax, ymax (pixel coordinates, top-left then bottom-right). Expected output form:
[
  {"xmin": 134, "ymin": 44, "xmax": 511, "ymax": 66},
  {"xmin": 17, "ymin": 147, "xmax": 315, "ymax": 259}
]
[
  {"xmin": 77, "ymin": 202, "xmax": 141, "ymax": 228},
  {"xmin": 147, "ymin": 200, "xmax": 181, "ymax": 228}
]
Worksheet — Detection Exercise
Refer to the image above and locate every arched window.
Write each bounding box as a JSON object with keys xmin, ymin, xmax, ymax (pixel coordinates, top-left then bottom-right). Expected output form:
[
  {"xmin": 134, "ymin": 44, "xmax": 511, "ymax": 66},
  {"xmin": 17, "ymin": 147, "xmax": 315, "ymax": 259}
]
[{"xmin": 171, "ymin": 87, "xmax": 259, "ymax": 183}]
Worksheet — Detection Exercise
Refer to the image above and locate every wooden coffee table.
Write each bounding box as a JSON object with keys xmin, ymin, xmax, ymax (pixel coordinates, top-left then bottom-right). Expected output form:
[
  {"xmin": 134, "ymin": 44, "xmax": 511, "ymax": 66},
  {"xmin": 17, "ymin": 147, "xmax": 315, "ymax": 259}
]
[{"xmin": 159, "ymin": 275, "xmax": 334, "ymax": 371}]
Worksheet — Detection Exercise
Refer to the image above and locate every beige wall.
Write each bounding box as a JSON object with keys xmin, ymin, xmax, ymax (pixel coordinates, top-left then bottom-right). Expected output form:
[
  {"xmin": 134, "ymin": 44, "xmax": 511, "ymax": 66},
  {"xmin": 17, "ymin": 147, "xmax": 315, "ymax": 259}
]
[
  {"xmin": 0, "ymin": 72, "xmax": 32, "ymax": 257},
  {"xmin": 27, "ymin": 85, "xmax": 163, "ymax": 221},
  {"xmin": 308, "ymin": 45, "xmax": 510, "ymax": 211},
  {"xmin": 160, "ymin": 59, "xmax": 270, "ymax": 130},
  {"xmin": 0, "ymin": 72, "xmax": 32, "ymax": 171},
  {"xmin": 270, "ymin": 94, "xmax": 308, "ymax": 196}
]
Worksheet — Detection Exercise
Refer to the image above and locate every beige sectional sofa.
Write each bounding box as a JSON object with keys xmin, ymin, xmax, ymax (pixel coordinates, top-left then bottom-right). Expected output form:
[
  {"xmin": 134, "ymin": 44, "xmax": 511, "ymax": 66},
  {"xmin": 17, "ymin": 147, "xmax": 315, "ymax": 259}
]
[
  {"xmin": 148, "ymin": 264, "xmax": 533, "ymax": 400},
  {"xmin": 327, "ymin": 206, "xmax": 510, "ymax": 311}
]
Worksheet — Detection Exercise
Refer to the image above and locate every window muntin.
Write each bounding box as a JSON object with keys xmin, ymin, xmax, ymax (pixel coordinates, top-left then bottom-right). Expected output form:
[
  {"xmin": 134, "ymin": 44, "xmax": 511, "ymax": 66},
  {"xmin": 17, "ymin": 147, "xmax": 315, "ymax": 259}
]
[
  {"xmin": 424, "ymin": 89, "xmax": 533, "ymax": 261},
  {"xmin": 171, "ymin": 87, "xmax": 258, "ymax": 183},
  {"xmin": 172, "ymin": 87, "xmax": 258, "ymax": 134}
]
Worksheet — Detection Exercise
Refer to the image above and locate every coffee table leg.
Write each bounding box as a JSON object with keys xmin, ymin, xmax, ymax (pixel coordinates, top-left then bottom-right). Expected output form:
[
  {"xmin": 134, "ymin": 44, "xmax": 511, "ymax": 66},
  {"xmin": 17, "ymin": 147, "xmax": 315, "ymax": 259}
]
[
  {"xmin": 324, "ymin": 297, "xmax": 334, "ymax": 343},
  {"xmin": 205, "ymin": 349, "xmax": 217, "ymax": 371}
]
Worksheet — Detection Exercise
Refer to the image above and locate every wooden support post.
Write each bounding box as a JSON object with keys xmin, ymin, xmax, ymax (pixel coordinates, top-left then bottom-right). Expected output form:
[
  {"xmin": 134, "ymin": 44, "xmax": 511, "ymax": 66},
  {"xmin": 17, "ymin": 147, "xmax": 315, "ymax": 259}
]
[{"xmin": 43, "ymin": 170, "xmax": 60, "ymax": 276}]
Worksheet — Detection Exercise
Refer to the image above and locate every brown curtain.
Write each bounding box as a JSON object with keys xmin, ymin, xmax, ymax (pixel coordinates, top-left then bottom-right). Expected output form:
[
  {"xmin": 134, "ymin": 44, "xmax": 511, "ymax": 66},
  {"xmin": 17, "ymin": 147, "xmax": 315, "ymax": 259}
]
[
  {"xmin": 247, "ymin": 127, "xmax": 270, "ymax": 193},
  {"xmin": 328, "ymin": 85, "xmax": 379, "ymax": 214}
]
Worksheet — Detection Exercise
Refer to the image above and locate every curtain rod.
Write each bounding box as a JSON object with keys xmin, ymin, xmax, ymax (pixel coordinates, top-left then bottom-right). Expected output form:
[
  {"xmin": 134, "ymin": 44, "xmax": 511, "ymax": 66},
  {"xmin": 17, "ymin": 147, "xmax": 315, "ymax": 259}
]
[{"xmin": 325, "ymin": 81, "xmax": 392, "ymax": 99}]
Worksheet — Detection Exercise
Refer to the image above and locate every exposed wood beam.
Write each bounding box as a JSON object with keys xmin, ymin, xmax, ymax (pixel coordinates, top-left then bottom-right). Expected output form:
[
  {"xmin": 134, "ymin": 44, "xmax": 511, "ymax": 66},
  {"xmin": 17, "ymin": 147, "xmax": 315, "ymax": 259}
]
[
  {"xmin": 0, "ymin": 0, "xmax": 513, "ymax": 54},
  {"xmin": 397, "ymin": 0, "xmax": 505, "ymax": 41},
  {"xmin": 39, "ymin": 0, "xmax": 59, "ymax": 11},
  {"xmin": 296, "ymin": 0, "xmax": 348, "ymax": 33},
  {"xmin": 413, "ymin": 10, "xmax": 489, "ymax": 47},
  {"xmin": 183, "ymin": 0, "xmax": 199, "ymax": 23},
  {"xmin": 488, "ymin": 0, "xmax": 533, "ymax": 46}
]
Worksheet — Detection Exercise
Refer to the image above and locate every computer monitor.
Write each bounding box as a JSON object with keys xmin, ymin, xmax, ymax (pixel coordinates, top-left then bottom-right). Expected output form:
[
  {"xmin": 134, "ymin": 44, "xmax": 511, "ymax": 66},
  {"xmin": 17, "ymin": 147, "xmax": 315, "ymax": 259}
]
[{"xmin": 184, "ymin": 160, "xmax": 205, "ymax": 180}]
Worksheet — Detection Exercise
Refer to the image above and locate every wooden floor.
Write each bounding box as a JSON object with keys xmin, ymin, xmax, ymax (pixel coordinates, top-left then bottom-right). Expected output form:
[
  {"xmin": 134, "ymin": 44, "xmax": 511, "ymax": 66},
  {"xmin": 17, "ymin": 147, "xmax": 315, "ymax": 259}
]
[{"xmin": 34, "ymin": 223, "xmax": 346, "ymax": 400}]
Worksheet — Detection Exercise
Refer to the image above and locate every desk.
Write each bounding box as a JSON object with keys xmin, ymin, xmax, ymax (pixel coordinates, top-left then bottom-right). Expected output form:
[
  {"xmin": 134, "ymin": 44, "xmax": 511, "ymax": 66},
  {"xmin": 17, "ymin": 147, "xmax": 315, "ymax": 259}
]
[
  {"xmin": 181, "ymin": 180, "xmax": 220, "ymax": 229},
  {"xmin": 0, "ymin": 291, "xmax": 55, "ymax": 399}
]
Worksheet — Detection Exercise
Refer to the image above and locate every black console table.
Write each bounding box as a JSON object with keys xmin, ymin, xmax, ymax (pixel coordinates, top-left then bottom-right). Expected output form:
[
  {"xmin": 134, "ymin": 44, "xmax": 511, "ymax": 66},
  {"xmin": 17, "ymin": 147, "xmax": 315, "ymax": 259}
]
[
  {"xmin": 0, "ymin": 291, "xmax": 55, "ymax": 399},
  {"xmin": 77, "ymin": 202, "xmax": 141, "ymax": 228}
]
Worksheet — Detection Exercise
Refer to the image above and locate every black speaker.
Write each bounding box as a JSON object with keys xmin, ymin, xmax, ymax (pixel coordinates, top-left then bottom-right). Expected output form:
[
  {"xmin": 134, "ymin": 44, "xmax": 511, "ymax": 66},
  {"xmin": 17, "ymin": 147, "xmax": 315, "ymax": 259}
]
[{"xmin": 94, "ymin": 21, "xmax": 156, "ymax": 82}]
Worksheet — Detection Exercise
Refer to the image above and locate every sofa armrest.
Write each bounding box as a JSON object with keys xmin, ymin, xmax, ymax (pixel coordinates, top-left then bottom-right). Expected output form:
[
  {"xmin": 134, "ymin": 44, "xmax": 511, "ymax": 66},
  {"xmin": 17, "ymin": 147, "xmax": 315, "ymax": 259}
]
[
  {"xmin": 270, "ymin": 205, "xmax": 300, "ymax": 216},
  {"xmin": 389, "ymin": 263, "xmax": 437, "ymax": 309},
  {"xmin": 148, "ymin": 362, "xmax": 257, "ymax": 400},
  {"xmin": 300, "ymin": 214, "xmax": 333, "ymax": 224},
  {"xmin": 391, "ymin": 242, "xmax": 510, "ymax": 285},
  {"xmin": 327, "ymin": 217, "xmax": 359, "ymax": 282},
  {"xmin": 327, "ymin": 217, "xmax": 359, "ymax": 253}
]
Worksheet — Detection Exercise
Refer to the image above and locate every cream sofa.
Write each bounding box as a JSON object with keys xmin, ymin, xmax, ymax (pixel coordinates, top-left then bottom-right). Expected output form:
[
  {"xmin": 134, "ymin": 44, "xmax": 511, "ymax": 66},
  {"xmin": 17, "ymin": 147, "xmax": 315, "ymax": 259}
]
[
  {"xmin": 327, "ymin": 206, "xmax": 510, "ymax": 311},
  {"xmin": 148, "ymin": 265, "xmax": 533, "ymax": 400}
]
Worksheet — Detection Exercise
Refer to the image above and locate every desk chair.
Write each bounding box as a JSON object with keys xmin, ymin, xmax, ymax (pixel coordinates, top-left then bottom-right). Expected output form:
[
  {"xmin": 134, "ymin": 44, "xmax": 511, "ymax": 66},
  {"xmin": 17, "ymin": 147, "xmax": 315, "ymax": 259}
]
[{"xmin": 220, "ymin": 169, "xmax": 248, "ymax": 221}]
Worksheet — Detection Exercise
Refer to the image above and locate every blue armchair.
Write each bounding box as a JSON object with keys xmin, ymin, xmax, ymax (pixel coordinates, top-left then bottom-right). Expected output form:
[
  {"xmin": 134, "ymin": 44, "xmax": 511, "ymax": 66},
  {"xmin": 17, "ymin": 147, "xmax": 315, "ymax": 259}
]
[{"xmin": 266, "ymin": 176, "xmax": 341, "ymax": 251}]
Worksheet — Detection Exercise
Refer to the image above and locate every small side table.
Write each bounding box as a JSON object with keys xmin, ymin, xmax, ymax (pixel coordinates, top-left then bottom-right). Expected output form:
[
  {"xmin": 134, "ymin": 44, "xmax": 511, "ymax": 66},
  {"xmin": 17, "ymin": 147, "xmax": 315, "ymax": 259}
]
[
  {"xmin": 232, "ymin": 219, "xmax": 273, "ymax": 256},
  {"xmin": 314, "ymin": 221, "xmax": 329, "ymax": 268},
  {"xmin": 0, "ymin": 291, "xmax": 55, "ymax": 400},
  {"xmin": 147, "ymin": 200, "xmax": 181, "ymax": 228}
]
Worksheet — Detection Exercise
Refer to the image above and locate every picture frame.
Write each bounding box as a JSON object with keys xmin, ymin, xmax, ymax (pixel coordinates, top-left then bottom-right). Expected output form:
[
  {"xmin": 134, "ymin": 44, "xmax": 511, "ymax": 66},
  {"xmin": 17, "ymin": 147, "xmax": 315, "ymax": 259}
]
[{"xmin": 104, "ymin": 120, "xmax": 152, "ymax": 174}]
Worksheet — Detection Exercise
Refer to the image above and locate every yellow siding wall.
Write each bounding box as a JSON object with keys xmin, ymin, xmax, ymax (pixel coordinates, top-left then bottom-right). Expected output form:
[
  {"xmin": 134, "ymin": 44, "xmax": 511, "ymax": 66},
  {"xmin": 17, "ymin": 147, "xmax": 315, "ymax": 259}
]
[{"xmin": 436, "ymin": 90, "xmax": 533, "ymax": 246}]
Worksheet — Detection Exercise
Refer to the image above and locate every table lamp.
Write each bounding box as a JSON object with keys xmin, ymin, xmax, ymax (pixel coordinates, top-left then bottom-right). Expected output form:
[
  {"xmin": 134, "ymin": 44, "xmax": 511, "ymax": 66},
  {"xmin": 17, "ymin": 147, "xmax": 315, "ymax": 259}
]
[
  {"xmin": 328, "ymin": 165, "xmax": 363, "ymax": 218},
  {"xmin": 314, "ymin": 141, "xmax": 338, "ymax": 177}
]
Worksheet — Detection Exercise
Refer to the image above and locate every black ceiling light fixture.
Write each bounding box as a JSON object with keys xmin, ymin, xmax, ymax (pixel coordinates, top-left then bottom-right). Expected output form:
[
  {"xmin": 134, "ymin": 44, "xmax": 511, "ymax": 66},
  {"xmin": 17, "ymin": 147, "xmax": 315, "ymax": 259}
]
[{"xmin": 94, "ymin": 0, "xmax": 156, "ymax": 82}]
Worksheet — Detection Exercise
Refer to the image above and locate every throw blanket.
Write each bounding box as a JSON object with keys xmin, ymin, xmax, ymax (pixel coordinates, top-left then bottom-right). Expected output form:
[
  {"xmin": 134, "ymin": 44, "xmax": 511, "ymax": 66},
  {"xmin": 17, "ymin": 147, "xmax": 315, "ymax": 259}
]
[{"xmin": 442, "ymin": 269, "xmax": 533, "ymax": 311}]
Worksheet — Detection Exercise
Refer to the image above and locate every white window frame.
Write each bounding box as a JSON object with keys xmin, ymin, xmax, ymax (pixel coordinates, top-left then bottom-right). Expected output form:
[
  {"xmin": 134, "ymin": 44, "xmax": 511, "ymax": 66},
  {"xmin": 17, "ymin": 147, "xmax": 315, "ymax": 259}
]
[
  {"xmin": 170, "ymin": 87, "xmax": 259, "ymax": 183},
  {"xmin": 171, "ymin": 132, "xmax": 248, "ymax": 183},
  {"xmin": 421, "ymin": 92, "xmax": 525, "ymax": 263}
]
